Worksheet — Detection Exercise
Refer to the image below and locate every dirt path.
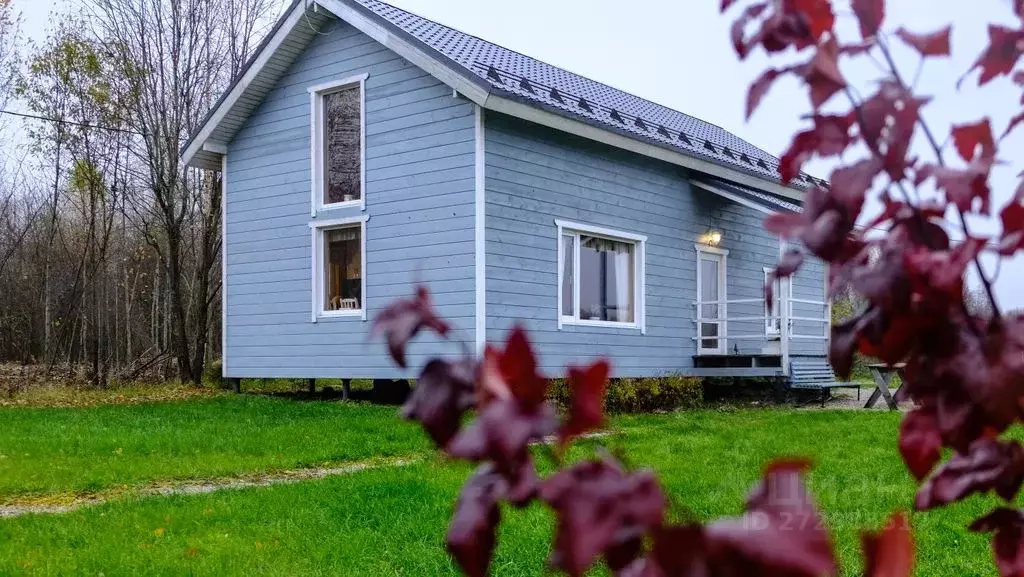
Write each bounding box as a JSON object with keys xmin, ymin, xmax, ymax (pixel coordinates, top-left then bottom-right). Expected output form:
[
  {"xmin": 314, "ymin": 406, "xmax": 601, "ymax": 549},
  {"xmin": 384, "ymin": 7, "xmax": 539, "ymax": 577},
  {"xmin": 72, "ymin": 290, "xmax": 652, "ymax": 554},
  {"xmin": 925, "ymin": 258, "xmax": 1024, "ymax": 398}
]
[{"xmin": 0, "ymin": 456, "xmax": 421, "ymax": 519}]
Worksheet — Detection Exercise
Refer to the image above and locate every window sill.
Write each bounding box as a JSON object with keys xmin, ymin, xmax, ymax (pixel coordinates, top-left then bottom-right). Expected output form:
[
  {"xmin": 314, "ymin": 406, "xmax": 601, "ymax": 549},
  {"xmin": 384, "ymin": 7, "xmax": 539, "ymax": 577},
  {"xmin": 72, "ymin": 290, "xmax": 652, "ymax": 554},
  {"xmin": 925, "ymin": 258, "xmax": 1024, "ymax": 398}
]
[
  {"xmin": 318, "ymin": 199, "xmax": 363, "ymax": 212},
  {"xmin": 560, "ymin": 318, "xmax": 641, "ymax": 331},
  {"xmin": 317, "ymin": 310, "xmax": 365, "ymax": 320}
]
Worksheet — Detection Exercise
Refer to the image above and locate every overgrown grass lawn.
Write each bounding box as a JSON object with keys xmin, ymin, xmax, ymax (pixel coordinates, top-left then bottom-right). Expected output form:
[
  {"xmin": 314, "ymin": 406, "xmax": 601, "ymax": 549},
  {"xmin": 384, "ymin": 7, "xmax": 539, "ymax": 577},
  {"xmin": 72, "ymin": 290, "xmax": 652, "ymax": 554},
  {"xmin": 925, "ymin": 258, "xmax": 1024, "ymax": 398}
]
[
  {"xmin": 0, "ymin": 400, "xmax": 1004, "ymax": 575},
  {"xmin": 0, "ymin": 396, "xmax": 429, "ymax": 497}
]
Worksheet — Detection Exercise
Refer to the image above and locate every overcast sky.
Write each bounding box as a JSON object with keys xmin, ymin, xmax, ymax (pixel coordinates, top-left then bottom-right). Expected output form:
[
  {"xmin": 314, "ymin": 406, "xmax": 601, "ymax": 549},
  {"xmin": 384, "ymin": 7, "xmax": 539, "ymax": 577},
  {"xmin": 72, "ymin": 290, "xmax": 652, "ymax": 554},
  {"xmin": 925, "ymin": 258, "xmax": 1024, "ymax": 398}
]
[{"xmin": 10, "ymin": 0, "xmax": 1024, "ymax": 309}]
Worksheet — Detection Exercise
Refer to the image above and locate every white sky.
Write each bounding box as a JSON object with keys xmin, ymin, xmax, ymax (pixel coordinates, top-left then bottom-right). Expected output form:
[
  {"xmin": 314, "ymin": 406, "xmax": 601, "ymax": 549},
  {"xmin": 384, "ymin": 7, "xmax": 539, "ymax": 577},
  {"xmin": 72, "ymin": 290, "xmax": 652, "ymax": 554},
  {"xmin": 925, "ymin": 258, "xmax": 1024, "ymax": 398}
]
[{"xmin": 10, "ymin": 0, "xmax": 1024, "ymax": 309}]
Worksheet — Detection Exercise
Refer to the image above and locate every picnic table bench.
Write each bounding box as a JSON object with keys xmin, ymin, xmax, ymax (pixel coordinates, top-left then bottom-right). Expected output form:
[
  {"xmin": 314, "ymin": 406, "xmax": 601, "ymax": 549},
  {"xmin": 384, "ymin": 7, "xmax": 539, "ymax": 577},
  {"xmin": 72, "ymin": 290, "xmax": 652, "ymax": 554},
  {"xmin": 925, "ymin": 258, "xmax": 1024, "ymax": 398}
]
[{"xmin": 864, "ymin": 363, "xmax": 907, "ymax": 410}]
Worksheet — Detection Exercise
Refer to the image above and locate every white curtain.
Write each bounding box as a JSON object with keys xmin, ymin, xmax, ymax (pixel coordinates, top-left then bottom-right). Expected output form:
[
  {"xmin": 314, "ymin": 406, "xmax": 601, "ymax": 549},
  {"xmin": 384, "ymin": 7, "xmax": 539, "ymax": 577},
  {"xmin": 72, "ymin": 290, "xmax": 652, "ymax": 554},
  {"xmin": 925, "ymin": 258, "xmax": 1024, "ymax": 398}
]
[
  {"xmin": 581, "ymin": 236, "xmax": 634, "ymax": 322},
  {"xmin": 613, "ymin": 249, "xmax": 632, "ymax": 322}
]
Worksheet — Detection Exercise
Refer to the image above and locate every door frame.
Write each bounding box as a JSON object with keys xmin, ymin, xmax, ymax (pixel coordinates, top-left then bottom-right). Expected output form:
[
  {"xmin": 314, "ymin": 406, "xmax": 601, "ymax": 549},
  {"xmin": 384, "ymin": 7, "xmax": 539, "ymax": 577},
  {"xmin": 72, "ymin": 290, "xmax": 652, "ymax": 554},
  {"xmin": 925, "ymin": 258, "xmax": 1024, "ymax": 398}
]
[{"xmin": 695, "ymin": 244, "xmax": 729, "ymax": 355}]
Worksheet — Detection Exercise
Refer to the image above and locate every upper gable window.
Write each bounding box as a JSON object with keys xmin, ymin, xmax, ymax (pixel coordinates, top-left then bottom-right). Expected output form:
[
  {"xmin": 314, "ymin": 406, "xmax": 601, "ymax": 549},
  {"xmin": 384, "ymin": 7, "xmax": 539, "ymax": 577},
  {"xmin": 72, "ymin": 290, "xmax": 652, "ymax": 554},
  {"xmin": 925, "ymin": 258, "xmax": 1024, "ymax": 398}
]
[{"xmin": 310, "ymin": 74, "xmax": 367, "ymax": 212}]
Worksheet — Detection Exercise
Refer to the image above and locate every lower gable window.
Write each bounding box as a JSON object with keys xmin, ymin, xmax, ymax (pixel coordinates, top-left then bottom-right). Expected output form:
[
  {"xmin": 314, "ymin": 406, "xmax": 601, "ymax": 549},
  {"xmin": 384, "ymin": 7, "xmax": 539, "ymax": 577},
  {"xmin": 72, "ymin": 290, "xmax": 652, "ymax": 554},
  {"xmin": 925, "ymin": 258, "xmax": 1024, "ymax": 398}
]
[
  {"xmin": 557, "ymin": 220, "xmax": 646, "ymax": 331},
  {"xmin": 311, "ymin": 216, "xmax": 368, "ymax": 321}
]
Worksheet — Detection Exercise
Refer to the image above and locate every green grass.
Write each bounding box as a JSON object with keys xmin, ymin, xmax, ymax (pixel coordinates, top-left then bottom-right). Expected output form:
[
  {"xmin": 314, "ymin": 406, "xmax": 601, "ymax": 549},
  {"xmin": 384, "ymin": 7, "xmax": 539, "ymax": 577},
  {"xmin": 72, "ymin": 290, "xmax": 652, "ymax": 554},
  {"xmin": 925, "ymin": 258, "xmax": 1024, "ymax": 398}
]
[
  {"xmin": 0, "ymin": 402, "xmax": 1004, "ymax": 575},
  {"xmin": 0, "ymin": 396, "xmax": 429, "ymax": 498}
]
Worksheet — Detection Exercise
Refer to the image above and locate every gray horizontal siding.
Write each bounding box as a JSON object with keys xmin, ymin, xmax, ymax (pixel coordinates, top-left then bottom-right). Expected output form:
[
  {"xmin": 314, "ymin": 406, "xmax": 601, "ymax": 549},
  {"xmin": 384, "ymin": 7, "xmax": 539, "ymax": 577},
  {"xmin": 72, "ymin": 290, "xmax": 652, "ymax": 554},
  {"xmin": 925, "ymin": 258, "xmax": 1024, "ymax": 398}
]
[
  {"xmin": 224, "ymin": 18, "xmax": 475, "ymax": 378},
  {"xmin": 483, "ymin": 113, "xmax": 826, "ymax": 377}
]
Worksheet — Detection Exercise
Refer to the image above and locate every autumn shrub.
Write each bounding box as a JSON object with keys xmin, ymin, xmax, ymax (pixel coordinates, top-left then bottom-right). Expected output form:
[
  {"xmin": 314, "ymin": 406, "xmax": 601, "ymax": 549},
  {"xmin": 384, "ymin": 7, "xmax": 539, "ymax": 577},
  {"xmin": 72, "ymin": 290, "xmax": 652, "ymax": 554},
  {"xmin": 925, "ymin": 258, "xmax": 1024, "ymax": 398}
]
[
  {"xmin": 202, "ymin": 359, "xmax": 224, "ymax": 388},
  {"xmin": 549, "ymin": 374, "xmax": 703, "ymax": 414}
]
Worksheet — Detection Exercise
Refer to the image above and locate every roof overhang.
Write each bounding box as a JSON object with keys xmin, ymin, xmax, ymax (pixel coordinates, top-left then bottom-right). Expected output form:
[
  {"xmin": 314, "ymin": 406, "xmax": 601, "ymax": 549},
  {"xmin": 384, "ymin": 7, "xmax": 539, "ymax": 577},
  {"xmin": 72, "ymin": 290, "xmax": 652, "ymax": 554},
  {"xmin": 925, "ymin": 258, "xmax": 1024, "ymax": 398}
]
[
  {"xmin": 691, "ymin": 175, "xmax": 802, "ymax": 214},
  {"xmin": 181, "ymin": 0, "xmax": 807, "ymax": 203},
  {"xmin": 181, "ymin": 0, "xmax": 334, "ymax": 170}
]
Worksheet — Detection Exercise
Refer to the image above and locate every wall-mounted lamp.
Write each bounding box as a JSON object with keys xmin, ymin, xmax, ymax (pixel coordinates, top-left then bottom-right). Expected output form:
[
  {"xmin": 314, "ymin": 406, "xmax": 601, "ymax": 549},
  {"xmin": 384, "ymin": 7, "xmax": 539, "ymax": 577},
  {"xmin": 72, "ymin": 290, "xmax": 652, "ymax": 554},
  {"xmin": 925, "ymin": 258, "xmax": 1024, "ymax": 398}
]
[{"xmin": 698, "ymin": 230, "xmax": 723, "ymax": 247}]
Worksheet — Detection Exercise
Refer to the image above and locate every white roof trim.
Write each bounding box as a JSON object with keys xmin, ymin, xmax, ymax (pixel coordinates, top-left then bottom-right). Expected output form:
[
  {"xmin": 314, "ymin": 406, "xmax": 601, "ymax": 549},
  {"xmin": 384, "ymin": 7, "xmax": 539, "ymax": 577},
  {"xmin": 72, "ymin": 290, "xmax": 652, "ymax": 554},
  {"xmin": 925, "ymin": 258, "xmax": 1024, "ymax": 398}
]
[
  {"xmin": 182, "ymin": 0, "xmax": 806, "ymax": 202},
  {"xmin": 691, "ymin": 180, "xmax": 776, "ymax": 215},
  {"xmin": 182, "ymin": 3, "xmax": 310, "ymax": 168},
  {"xmin": 316, "ymin": 0, "xmax": 489, "ymax": 105}
]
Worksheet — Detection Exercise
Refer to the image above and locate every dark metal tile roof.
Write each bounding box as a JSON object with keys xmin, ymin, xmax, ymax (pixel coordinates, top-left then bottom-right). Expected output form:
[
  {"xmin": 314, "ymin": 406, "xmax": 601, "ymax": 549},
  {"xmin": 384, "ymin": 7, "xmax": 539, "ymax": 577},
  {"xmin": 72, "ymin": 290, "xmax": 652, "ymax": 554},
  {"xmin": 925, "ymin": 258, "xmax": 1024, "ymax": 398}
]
[{"xmin": 351, "ymin": 0, "xmax": 821, "ymax": 190}]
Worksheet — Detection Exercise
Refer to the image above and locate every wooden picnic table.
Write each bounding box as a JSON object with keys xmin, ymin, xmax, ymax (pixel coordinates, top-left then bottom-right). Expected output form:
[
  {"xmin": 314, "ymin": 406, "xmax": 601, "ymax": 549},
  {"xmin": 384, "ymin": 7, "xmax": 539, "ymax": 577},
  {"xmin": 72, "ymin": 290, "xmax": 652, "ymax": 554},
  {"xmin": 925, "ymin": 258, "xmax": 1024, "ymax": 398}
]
[{"xmin": 864, "ymin": 363, "xmax": 907, "ymax": 410}]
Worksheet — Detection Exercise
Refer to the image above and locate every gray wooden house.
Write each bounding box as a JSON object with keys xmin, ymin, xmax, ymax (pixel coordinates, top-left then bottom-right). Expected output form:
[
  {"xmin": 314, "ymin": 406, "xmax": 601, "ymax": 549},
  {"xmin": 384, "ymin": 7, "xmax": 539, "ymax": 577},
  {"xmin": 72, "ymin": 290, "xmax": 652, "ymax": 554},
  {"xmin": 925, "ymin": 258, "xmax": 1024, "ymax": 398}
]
[{"xmin": 182, "ymin": 0, "xmax": 834, "ymax": 384}]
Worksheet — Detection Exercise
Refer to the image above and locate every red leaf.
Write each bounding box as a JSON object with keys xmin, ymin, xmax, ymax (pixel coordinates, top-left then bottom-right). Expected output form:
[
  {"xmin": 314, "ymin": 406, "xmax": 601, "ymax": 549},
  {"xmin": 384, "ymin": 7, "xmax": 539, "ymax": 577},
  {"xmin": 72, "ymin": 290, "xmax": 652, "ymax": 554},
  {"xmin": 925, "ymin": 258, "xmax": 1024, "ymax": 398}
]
[
  {"xmin": 1003, "ymin": 112, "xmax": 1024, "ymax": 139},
  {"xmin": 746, "ymin": 67, "xmax": 787, "ymax": 120},
  {"xmin": 858, "ymin": 82, "xmax": 929, "ymax": 179},
  {"xmin": 779, "ymin": 130, "xmax": 818, "ymax": 184},
  {"xmin": 895, "ymin": 26, "xmax": 952, "ymax": 57},
  {"xmin": 778, "ymin": 113, "xmax": 856, "ymax": 182},
  {"xmin": 540, "ymin": 458, "xmax": 665, "ymax": 576},
  {"xmin": 863, "ymin": 512, "xmax": 915, "ymax": 577},
  {"xmin": 970, "ymin": 508, "xmax": 1024, "ymax": 577},
  {"xmin": 704, "ymin": 459, "xmax": 837, "ymax": 577},
  {"xmin": 916, "ymin": 438, "xmax": 1024, "ymax": 510},
  {"xmin": 905, "ymin": 236, "xmax": 987, "ymax": 297},
  {"xmin": 479, "ymin": 325, "xmax": 549, "ymax": 409},
  {"xmin": 447, "ymin": 467, "xmax": 503, "ymax": 577},
  {"xmin": 963, "ymin": 25, "xmax": 1024, "ymax": 87},
  {"xmin": 721, "ymin": 0, "xmax": 738, "ymax": 12},
  {"xmin": 447, "ymin": 399, "xmax": 557, "ymax": 472},
  {"xmin": 952, "ymin": 119, "xmax": 997, "ymax": 162},
  {"xmin": 926, "ymin": 161, "xmax": 993, "ymax": 214},
  {"xmin": 765, "ymin": 211, "xmax": 807, "ymax": 238},
  {"xmin": 812, "ymin": 113, "xmax": 857, "ymax": 155},
  {"xmin": 790, "ymin": 0, "xmax": 836, "ymax": 41},
  {"xmin": 999, "ymin": 185, "xmax": 1024, "ymax": 255},
  {"xmin": 731, "ymin": 2, "xmax": 769, "ymax": 59},
  {"xmin": 559, "ymin": 360, "xmax": 610, "ymax": 447},
  {"xmin": 800, "ymin": 41, "xmax": 846, "ymax": 109},
  {"xmin": 829, "ymin": 157, "xmax": 883, "ymax": 219},
  {"xmin": 765, "ymin": 249, "xmax": 805, "ymax": 309},
  {"xmin": 775, "ymin": 248, "xmax": 806, "ymax": 278},
  {"xmin": 852, "ymin": 0, "xmax": 885, "ymax": 39},
  {"xmin": 371, "ymin": 286, "xmax": 451, "ymax": 368},
  {"xmin": 899, "ymin": 407, "xmax": 943, "ymax": 480},
  {"xmin": 403, "ymin": 358, "xmax": 477, "ymax": 448}
]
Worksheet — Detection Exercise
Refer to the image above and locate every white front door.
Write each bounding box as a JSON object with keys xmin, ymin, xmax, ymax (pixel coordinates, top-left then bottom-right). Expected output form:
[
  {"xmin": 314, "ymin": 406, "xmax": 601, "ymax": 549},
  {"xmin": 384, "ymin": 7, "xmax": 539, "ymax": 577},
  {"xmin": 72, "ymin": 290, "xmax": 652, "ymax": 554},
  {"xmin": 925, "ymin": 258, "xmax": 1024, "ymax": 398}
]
[{"xmin": 698, "ymin": 250, "xmax": 726, "ymax": 354}]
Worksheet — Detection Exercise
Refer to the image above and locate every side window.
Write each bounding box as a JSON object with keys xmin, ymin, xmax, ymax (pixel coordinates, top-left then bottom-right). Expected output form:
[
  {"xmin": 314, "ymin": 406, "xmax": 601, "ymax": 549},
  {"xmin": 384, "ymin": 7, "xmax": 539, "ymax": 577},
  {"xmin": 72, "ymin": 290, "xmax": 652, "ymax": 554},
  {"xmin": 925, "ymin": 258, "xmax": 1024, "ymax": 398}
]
[
  {"xmin": 310, "ymin": 75, "xmax": 366, "ymax": 212},
  {"xmin": 557, "ymin": 221, "xmax": 646, "ymax": 331}
]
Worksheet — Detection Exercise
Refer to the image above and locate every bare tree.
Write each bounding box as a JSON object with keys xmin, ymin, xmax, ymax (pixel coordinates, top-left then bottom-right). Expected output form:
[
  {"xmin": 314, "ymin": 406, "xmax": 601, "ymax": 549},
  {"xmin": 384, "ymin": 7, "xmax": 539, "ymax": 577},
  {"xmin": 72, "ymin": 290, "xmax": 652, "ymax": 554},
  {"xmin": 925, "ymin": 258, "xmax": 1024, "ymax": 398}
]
[{"xmin": 87, "ymin": 0, "xmax": 280, "ymax": 383}]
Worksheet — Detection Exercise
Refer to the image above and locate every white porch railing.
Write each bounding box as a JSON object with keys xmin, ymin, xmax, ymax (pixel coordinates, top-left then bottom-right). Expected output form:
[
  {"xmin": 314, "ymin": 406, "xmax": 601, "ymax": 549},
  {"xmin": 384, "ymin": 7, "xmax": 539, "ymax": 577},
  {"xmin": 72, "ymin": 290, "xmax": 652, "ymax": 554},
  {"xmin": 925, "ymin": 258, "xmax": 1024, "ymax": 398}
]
[{"xmin": 692, "ymin": 279, "xmax": 830, "ymax": 371}]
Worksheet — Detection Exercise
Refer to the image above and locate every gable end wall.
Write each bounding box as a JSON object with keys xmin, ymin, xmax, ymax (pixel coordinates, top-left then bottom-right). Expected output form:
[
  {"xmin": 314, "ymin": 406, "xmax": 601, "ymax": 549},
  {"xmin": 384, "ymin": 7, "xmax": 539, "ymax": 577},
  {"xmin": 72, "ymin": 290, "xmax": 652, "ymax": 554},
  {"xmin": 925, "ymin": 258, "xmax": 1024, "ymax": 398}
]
[{"xmin": 224, "ymin": 17, "xmax": 476, "ymax": 378}]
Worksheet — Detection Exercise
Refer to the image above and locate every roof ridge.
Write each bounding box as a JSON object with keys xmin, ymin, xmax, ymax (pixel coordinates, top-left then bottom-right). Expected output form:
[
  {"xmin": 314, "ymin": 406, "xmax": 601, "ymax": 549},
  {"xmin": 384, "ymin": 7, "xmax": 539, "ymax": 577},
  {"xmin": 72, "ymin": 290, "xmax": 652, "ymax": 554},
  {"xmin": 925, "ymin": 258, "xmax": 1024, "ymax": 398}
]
[{"xmin": 357, "ymin": 0, "xmax": 787, "ymax": 166}]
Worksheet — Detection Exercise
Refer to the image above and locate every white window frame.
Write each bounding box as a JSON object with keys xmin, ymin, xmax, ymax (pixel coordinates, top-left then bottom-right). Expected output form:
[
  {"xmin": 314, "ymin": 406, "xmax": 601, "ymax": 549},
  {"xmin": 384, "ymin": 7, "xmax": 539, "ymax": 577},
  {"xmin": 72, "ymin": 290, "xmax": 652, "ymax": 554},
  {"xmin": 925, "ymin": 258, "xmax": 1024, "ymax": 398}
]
[
  {"xmin": 763, "ymin": 266, "xmax": 794, "ymax": 336},
  {"xmin": 310, "ymin": 215, "xmax": 369, "ymax": 322},
  {"xmin": 309, "ymin": 73, "xmax": 368, "ymax": 216},
  {"xmin": 556, "ymin": 219, "xmax": 646, "ymax": 333},
  {"xmin": 695, "ymin": 244, "xmax": 729, "ymax": 355}
]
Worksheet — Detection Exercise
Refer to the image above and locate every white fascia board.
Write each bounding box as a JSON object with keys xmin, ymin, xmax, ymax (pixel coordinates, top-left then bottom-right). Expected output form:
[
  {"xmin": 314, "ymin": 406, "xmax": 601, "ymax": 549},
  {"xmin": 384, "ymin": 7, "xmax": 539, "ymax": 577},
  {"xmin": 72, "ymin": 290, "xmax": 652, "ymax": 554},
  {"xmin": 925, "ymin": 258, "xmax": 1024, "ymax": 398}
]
[
  {"xmin": 315, "ymin": 0, "xmax": 489, "ymax": 106},
  {"xmin": 691, "ymin": 180, "xmax": 776, "ymax": 215},
  {"xmin": 483, "ymin": 94, "xmax": 806, "ymax": 203},
  {"xmin": 182, "ymin": 3, "xmax": 309, "ymax": 167},
  {"xmin": 203, "ymin": 141, "xmax": 228, "ymax": 155}
]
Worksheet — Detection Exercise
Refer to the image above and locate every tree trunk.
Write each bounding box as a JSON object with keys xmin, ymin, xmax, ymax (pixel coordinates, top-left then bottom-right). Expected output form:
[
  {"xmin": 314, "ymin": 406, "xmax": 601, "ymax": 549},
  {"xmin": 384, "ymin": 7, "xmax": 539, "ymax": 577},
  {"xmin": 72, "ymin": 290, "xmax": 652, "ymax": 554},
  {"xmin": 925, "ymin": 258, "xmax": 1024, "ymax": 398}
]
[{"xmin": 165, "ymin": 229, "xmax": 195, "ymax": 383}]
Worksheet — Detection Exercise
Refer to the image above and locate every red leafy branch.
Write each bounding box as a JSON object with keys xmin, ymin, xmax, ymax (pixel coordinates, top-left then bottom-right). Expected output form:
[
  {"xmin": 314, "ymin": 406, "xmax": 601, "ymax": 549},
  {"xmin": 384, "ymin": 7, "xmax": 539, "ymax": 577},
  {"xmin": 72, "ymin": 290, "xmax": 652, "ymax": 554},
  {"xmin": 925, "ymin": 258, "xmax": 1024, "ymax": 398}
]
[
  {"xmin": 373, "ymin": 285, "xmax": 917, "ymax": 576},
  {"xmin": 728, "ymin": 0, "xmax": 1024, "ymax": 575}
]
